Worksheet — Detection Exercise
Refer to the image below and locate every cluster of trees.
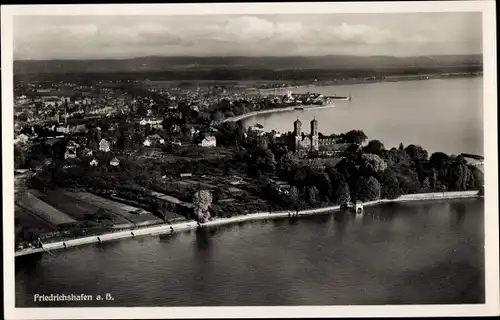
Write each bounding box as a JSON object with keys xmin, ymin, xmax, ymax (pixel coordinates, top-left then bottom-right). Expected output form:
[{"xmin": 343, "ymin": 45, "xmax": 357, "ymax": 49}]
[
  {"xmin": 210, "ymin": 123, "xmax": 483, "ymax": 210},
  {"xmin": 269, "ymin": 139, "xmax": 484, "ymax": 209}
]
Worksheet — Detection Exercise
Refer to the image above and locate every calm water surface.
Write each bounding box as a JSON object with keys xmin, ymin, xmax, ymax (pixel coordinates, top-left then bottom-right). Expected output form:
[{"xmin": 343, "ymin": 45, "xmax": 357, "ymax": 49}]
[
  {"xmin": 245, "ymin": 78, "xmax": 483, "ymax": 155},
  {"xmin": 16, "ymin": 198, "xmax": 484, "ymax": 306}
]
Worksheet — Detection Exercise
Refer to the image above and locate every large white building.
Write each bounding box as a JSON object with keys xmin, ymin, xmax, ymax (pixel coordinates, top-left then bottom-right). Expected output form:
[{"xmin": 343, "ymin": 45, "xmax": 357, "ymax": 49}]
[
  {"xmin": 99, "ymin": 139, "xmax": 111, "ymax": 152},
  {"xmin": 199, "ymin": 136, "xmax": 217, "ymax": 148}
]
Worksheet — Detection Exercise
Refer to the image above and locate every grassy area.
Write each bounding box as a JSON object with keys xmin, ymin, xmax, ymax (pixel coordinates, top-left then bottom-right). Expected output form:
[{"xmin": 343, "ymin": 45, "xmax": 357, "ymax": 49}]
[
  {"xmin": 65, "ymin": 191, "xmax": 163, "ymax": 226},
  {"xmin": 35, "ymin": 189, "xmax": 104, "ymax": 221},
  {"xmin": 16, "ymin": 192, "xmax": 76, "ymax": 226},
  {"xmin": 160, "ymin": 173, "xmax": 278, "ymax": 218},
  {"xmin": 15, "ymin": 205, "xmax": 55, "ymax": 233},
  {"xmin": 110, "ymin": 194, "xmax": 188, "ymax": 223}
]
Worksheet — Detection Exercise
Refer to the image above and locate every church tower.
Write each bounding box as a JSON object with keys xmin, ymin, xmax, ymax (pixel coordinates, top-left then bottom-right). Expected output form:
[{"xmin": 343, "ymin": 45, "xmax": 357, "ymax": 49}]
[
  {"xmin": 294, "ymin": 117, "xmax": 302, "ymax": 152},
  {"xmin": 310, "ymin": 116, "xmax": 319, "ymax": 152}
]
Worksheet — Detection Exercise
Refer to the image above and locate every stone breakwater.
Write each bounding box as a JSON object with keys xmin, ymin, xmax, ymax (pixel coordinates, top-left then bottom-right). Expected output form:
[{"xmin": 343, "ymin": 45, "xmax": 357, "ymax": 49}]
[{"xmin": 14, "ymin": 190, "xmax": 480, "ymax": 257}]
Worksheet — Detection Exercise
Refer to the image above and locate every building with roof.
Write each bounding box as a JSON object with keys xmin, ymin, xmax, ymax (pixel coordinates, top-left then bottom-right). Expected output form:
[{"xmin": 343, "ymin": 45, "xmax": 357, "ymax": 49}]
[
  {"xmin": 110, "ymin": 157, "xmax": 120, "ymax": 166},
  {"xmin": 15, "ymin": 134, "xmax": 29, "ymax": 144},
  {"xmin": 292, "ymin": 117, "xmax": 347, "ymax": 156},
  {"xmin": 64, "ymin": 140, "xmax": 80, "ymax": 159},
  {"xmin": 199, "ymin": 136, "xmax": 216, "ymax": 148},
  {"xmin": 99, "ymin": 139, "xmax": 111, "ymax": 152}
]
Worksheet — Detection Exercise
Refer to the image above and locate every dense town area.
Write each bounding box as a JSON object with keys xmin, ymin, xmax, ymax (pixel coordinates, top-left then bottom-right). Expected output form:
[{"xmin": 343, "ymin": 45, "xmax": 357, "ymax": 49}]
[{"xmin": 14, "ymin": 78, "xmax": 484, "ymax": 250}]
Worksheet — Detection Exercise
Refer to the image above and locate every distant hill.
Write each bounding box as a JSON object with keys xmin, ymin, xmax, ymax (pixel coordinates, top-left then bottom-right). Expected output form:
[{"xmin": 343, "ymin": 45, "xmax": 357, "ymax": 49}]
[{"xmin": 14, "ymin": 54, "xmax": 482, "ymax": 75}]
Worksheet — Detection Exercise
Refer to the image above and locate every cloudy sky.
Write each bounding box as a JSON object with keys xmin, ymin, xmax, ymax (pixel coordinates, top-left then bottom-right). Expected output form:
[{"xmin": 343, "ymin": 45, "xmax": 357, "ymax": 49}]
[{"xmin": 14, "ymin": 13, "xmax": 482, "ymax": 60}]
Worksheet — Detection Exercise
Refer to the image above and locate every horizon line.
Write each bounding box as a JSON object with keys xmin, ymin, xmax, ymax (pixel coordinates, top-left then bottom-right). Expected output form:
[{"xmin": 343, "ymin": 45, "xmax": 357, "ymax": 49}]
[{"xmin": 13, "ymin": 53, "xmax": 483, "ymax": 62}]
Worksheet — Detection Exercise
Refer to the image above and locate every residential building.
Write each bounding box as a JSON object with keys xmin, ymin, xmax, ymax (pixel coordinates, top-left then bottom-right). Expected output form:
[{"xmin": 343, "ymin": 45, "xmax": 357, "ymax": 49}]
[
  {"xmin": 64, "ymin": 140, "xmax": 80, "ymax": 159},
  {"xmin": 56, "ymin": 125, "xmax": 70, "ymax": 134},
  {"xmin": 199, "ymin": 136, "xmax": 217, "ymax": 148},
  {"xmin": 15, "ymin": 134, "xmax": 29, "ymax": 144},
  {"xmin": 99, "ymin": 139, "xmax": 111, "ymax": 152},
  {"xmin": 110, "ymin": 157, "xmax": 120, "ymax": 166}
]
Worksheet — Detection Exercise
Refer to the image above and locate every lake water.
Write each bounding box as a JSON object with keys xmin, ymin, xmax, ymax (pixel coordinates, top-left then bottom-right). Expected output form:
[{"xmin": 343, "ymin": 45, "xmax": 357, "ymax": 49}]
[
  {"xmin": 16, "ymin": 198, "xmax": 484, "ymax": 307},
  {"xmin": 245, "ymin": 78, "xmax": 483, "ymax": 156}
]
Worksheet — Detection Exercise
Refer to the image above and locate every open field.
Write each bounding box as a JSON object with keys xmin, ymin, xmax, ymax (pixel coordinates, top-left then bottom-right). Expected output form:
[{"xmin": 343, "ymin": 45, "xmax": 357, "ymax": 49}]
[
  {"xmin": 183, "ymin": 180, "xmax": 217, "ymax": 189},
  {"xmin": 15, "ymin": 205, "xmax": 55, "ymax": 233},
  {"xmin": 149, "ymin": 190, "xmax": 194, "ymax": 209},
  {"xmin": 162, "ymin": 173, "xmax": 277, "ymax": 217},
  {"xmin": 65, "ymin": 191, "xmax": 163, "ymax": 226},
  {"xmin": 31, "ymin": 189, "xmax": 102, "ymax": 221},
  {"xmin": 15, "ymin": 192, "xmax": 77, "ymax": 226},
  {"xmin": 110, "ymin": 194, "xmax": 187, "ymax": 223}
]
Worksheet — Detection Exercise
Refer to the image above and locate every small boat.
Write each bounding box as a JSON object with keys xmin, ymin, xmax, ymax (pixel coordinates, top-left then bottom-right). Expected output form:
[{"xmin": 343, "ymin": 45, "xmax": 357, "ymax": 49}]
[{"xmin": 294, "ymin": 107, "xmax": 304, "ymax": 110}]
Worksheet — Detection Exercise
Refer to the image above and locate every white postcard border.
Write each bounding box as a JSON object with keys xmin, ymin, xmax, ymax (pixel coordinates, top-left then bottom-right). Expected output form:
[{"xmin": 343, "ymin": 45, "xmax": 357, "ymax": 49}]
[{"xmin": 2, "ymin": 1, "xmax": 498, "ymax": 319}]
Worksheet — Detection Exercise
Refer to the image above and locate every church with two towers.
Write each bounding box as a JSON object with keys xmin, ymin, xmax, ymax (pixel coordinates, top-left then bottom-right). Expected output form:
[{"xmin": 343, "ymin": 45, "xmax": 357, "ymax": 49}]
[{"xmin": 291, "ymin": 117, "xmax": 345, "ymax": 156}]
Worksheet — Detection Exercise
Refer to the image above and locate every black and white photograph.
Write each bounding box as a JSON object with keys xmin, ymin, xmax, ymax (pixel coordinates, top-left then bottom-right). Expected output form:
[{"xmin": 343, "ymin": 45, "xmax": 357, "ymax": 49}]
[{"xmin": 2, "ymin": 2, "xmax": 499, "ymax": 319}]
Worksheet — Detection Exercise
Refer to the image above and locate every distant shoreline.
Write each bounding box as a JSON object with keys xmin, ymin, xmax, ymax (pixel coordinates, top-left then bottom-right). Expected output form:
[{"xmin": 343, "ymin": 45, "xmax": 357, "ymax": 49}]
[
  {"xmin": 15, "ymin": 191, "xmax": 480, "ymax": 257},
  {"xmin": 219, "ymin": 73, "xmax": 481, "ymax": 123},
  {"xmin": 256, "ymin": 72, "xmax": 482, "ymax": 92}
]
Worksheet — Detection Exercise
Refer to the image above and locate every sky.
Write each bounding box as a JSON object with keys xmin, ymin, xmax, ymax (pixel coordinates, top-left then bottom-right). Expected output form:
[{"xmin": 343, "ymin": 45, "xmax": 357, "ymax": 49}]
[{"xmin": 13, "ymin": 13, "xmax": 482, "ymax": 60}]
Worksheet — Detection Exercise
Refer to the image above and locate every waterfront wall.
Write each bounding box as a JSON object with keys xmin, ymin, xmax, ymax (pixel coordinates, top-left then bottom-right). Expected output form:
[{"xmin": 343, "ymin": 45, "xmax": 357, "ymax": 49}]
[
  {"xmin": 15, "ymin": 190, "xmax": 480, "ymax": 257},
  {"xmin": 221, "ymin": 104, "xmax": 335, "ymax": 123}
]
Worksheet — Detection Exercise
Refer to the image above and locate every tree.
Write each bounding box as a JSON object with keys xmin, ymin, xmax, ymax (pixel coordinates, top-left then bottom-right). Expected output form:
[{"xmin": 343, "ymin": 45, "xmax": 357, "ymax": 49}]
[
  {"xmin": 326, "ymin": 165, "xmax": 343, "ymax": 197},
  {"xmin": 340, "ymin": 130, "xmax": 368, "ymax": 145},
  {"xmin": 217, "ymin": 121, "xmax": 245, "ymax": 146},
  {"xmin": 307, "ymin": 186, "xmax": 319, "ymax": 205},
  {"xmin": 99, "ymin": 119, "xmax": 110, "ymax": 131},
  {"xmin": 429, "ymin": 152, "xmax": 450, "ymax": 170},
  {"xmin": 343, "ymin": 143, "xmax": 361, "ymax": 158},
  {"xmin": 116, "ymin": 129, "xmax": 127, "ymax": 150},
  {"xmin": 213, "ymin": 111, "xmax": 224, "ymax": 122},
  {"xmin": 246, "ymin": 147, "xmax": 276, "ymax": 176},
  {"xmin": 467, "ymin": 166, "xmax": 484, "ymax": 189},
  {"xmin": 447, "ymin": 160, "xmax": 471, "ymax": 191},
  {"xmin": 379, "ymin": 168, "xmax": 401, "ymax": 199},
  {"xmin": 289, "ymin": 186, "xmax": 300, "ymax": 209},
  {"xmin": 87, "ymin": 130, "xmax": 98, "ymax": 150},
  {"xmin": 311, "ymin": 169, "xmax": 332, "ymax": 197},
  {"xmin": 360, "ymin": 153, "xmax": 387, "ymax": 176},
  {"xmin": 292, "ymin": 165, "xmax": 310, "ymax": 188},
  {"xmin": 405, "ymin": 144, "xmax": 429, "ymax": 163},
  {"xmin": 14, "ymin": 146, "xmax": 26, "ymax": 169},
  {"xmin": 192, "ymin": 190, "xmax": 213, "ymax": 223},
  {"xmin": 396, "ymin": 169, "xmax": 421, "ymax": 194},
  {"xmin": 386, "ymin": 148, "xmax": 412, "ymax": 167},
  {"xmin": 334, "ymin": 179, "xmax": 351, "ymax": 206},
  {"xmin": 213, "ymin": 187, "xmax": 223, "ymax": 203},
  {"xmin": 363, "ymin": 139, "xmax": 385, "ymax": 155},
  {"xmin": 355, "ymin": 176, "xmax": 381, "ymax": 202},
  {"xmin": 277, "ymin": 152, "xmax": 297, "ymax": 181},
  {"xmin": 18, "ymin": 113, "xmax": 28, "ymax": 122},
  {"xmin": 422, "ymin": 177, "xmax": 431, "ymax": 191}
]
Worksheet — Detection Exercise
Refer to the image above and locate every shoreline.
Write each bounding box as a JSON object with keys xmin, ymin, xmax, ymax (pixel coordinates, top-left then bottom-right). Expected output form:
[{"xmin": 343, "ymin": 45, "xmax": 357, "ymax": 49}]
[
  {"xmin": 15, "ymin": 190, "xmax": 480, "ymax": 257},
  {"xmin": 256, "ymin": 73, "xmax": 482, "ymax": 92},
  {"xmin": 221, "ymin": 103, "xmax": 337, "ymax": 123},
  {"xmin": 221, "ymin": 74, "xmax": 482, "ymax": 124}
]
